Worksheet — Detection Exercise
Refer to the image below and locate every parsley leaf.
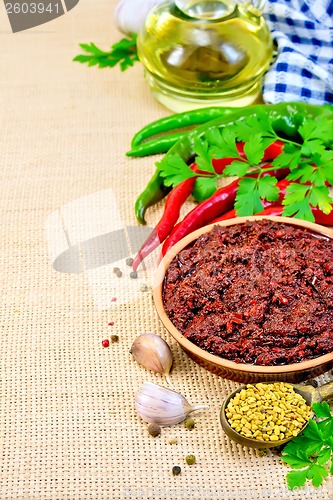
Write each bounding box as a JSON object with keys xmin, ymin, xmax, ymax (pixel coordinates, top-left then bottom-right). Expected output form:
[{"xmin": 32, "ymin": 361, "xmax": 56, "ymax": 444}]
[
  {"xmin": 313, "ymin": 402, "xmax": 332, "ymax": 419},
  {"xmin": 204, "ymin": 127, "xmax": 240, "ymax": 158},
  {"xmin": 257, "ymin": 175, "xmax": 279, "ymax": 202},
  {"xmin": 234, "ymin": 178, "xmax": 264, "ymax": 215},
  {"xmin": 224, "ymin": 160, "xmax": 249, "ymax": 178},
  {"xmin": 298, "ymin": 116, "xmax": 332, "ymax": 143},
  {"xmin": 281, "ymin": 402, "xmax": 333, "ymax": 490},
  {"xmin": 73, "ymin": 34, "xmax": 139, "ymax": 71},
  {"xmin": 309, "ymin": 186, "xmax": 333, "ymax": 214},
  {"xmin": 193, "ymin": 138, "xmax": 215, "ymax": 173},
  {"xmin": 307, "ymin": 464, "xmax": 329, "ymax": 487},
  {"xmin": 192, "ymin": 176, "xmax": 217, "ymax": 202},
  {"xmin": 243, "ymin": 134, "xmax": 265, "ymax": 165},
  {"xmin": 157, "ymin": 155, "xmax": 198, "ymax": 187},
  {"xmin": 285, "ymin": 469, "xmax": 308, "ymax": 489}
]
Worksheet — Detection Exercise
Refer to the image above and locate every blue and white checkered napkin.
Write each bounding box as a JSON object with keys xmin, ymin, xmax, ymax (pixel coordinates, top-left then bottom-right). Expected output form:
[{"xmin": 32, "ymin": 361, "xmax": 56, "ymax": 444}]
[{"xmin": 262, "ymin": 0, "xmax": 333, "ymax": 105}]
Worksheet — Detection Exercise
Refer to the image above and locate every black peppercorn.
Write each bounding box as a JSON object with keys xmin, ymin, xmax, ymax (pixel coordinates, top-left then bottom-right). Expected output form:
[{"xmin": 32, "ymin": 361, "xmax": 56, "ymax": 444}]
[
  {"xmin": 147, "ymin": 423, "xmax": 161, "ymax": 437},
  {"xmin": 184, "ymin": 418, "xmax": 195, "ymax": 430},
  {"xmin": 126, "ymin": 257, "xmax": 134, "ymax": 266},
  {"xmin": 172, "ymin": 466, "xmax": 181, "ymax": 476}
]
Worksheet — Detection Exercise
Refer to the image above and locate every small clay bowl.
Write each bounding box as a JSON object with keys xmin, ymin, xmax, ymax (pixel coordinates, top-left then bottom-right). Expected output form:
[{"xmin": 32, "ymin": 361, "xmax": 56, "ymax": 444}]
[
  {"xmin": 153, "ymin": 216, "xmax": 333, "ymax": 383},
  {"xmin": 220, "ymin": 380, "xmax": 333, "ymax": 449}
]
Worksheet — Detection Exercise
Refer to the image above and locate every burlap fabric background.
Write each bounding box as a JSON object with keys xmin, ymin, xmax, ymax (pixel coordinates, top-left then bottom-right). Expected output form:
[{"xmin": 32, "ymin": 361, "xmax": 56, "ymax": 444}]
[{"xmin": 1, "ymin": 1, "xmax": 332, "ymax": 498}]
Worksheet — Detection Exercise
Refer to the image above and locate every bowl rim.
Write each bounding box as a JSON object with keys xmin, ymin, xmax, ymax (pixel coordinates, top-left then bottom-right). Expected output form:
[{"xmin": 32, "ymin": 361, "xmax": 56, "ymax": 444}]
[{"xmin": 152, "ymin": 216, "xmax": 333, "ymax": 375}]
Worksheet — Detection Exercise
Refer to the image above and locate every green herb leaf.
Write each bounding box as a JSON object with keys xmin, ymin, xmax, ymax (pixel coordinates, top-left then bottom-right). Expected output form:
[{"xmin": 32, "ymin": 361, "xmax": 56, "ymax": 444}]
[
  {"xmin": 234, "ymin": 178, "xmax": 263, "ymax": 216},
  {"xmin": 257, "ymin": 175, "xmax": 279, "ymax": 202},
  {"xmin": 281, "ymin": 450, "xmax": 312, "ymax": 469},
  {"xmin": 243, "ymin": 134, "xmax": 265, "ymax": 165},
  {"xmin": 309, "ymin": 186, "xmax": 333, "ymax": 213},
  {"xmin": 282, "ymin": 183, "xmax": 309, "ymax": 204},
  {"xmin": 272, "ymin": 143, "xmax": 302, "ymax": 170},
  {"xmin": 192, "ymin": 176, "xmax": 217, "ymax": 202},
  {"xmin": 232, "ymin": 111, "xmax": 276, "ymax": 142},
  {"xmin": 303, "ymin": 419, "xmax": 324, "ymax": 442},
  {"xmin": 298, "ymin": 116, "xmax": 331, "ymax": 143},
  {"xmin": 285, "ymin": 468, "xmax": 309, "ymax": 490},
  {"xmin": 157, "ymin": 156, "xmax": 198, "ymax": 187},
  {"xmin": 73, "ymin": 34, "xmax": 139, "ymax": 71},
  {"xmin": 306, "ymin": 463, "xmax": 328, "ymax": 487},
  {"xmin": 223, "ymin": 160, "xmax": 250, "ymax": 178},
  {"xmin": 316, "ymin": 447, "xmax": 332, "ymax": 466},
  {"xmin": 281, "ymin": 402, "xmax": 333, "ymax": 491},
  {"xmin": 204, "ymin": 127, "xmax": 240, "ymax": 158},
  {"xmin": 282, "ymin": 198, "xmax": 315, "ymax": 222},
  {"xmin": 193, "ymin": 138, "xmax": 215, "ymax": 173},
  {"xmin": 317, "ymin": 418, "xmax": 333, "ymax": 440}
]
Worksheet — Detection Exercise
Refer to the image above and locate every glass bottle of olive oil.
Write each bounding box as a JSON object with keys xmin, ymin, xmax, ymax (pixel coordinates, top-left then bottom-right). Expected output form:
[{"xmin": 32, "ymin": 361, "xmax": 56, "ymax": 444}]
[{"xmin": 137, "ymin": 0, "xmax": 273, "ymax": 111}]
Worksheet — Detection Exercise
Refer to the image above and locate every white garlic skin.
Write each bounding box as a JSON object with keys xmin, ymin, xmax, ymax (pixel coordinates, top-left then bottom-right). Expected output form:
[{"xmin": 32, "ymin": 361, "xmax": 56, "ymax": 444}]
[
  {"xmin": 135, "ymin": 382, "xmax": 208, "ymax": 426},
  {"xmin": 130, "ymin": 333, "xmax": 173, "ymax": 384},
  {"xmin": 114, "ymin": 0, "xmax": 162, "ymax": 35}
]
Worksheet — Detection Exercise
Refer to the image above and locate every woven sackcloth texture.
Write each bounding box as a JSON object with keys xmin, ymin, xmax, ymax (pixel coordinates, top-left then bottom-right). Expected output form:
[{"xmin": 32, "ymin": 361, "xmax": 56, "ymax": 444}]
[{"xmin": 0, "ymin": 1, "xmax": 332, "ymax": 499}]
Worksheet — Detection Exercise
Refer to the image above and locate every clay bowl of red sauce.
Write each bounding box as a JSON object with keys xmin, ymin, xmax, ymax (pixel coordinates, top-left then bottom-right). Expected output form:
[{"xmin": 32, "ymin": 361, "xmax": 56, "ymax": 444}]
[{"xmin": 153, "ymin": 216, "xmax": 333, "ymax": 383}]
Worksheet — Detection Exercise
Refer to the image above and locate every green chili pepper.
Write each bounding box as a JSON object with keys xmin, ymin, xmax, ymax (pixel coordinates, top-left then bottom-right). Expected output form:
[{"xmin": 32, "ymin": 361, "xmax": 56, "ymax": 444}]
[
  {"xmin": 130, "ymin": 106, "xmax": 238, "ymax": 148},
  {"xmin": 166, "ymin": 102, "xmax": 333, "ymax": 163},
  {"xmin": 135, "ymin": 169, "xmax": 171, "ymax": 225},
  {"xmin": 134, "ymin": 102, "xmax": 333, "ymax": 224},
  {"xmin": 126, "ymin": 131, "xmax": 186, "ymax": 157}
]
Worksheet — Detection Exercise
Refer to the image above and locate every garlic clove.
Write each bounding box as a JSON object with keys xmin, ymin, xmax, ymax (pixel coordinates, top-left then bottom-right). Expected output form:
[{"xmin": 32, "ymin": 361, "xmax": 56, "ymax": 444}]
[
  {"xmin": 130, "ymin": 333, "xmax": 175, "ymax": 388},
  {"xmin": 135, "ymin": 382, "xmax": 209, "ymax": 426},
  {"xmin": 114, "ymin": 0, "xmax": 161, "ymax": 35}
]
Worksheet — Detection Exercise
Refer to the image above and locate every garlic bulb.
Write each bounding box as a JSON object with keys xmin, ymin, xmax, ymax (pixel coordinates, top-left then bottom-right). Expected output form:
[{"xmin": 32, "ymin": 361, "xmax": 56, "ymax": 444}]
[
  {"xmin": 114, "ymin": 0, "xmax": 163, "ymax": 35},
  {"xmin": 135, "ymin": 382, "xmax": 209, "ymax": 425},
  {"xmin": 130, "ymin": 333, "xmax": 174, "ymax": 388}
]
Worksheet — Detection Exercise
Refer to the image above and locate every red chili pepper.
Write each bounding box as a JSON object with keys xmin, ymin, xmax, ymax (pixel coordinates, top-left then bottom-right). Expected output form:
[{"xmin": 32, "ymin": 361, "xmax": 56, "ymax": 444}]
[
  {"xmin": 161, "ymin": 168, "xmax": 290, "ymax": 256},
  {"xmin": 212, "ymin": 178, "xmax": 291, "ymax": 223},
  {"xmin": 255, "ymin": 205, "xmax": 333, "ymax": 225},
  {"xmin": 132, "ymin": 164, "xmax": 206, "ymax": 271}
]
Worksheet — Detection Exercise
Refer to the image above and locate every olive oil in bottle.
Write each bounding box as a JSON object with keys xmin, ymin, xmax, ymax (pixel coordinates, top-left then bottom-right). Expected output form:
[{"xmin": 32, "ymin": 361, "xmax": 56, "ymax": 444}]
[{"xmin": 137, "ymin": 0, "xmax": 273, "ymax": 111}]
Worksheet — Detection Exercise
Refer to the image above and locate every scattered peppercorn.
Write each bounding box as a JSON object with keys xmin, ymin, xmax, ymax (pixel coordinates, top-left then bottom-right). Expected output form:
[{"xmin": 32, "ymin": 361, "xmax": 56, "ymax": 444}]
[
  {"xmin": 126, "ymin": 257, "xmax": 134, "ymax": 266},
  {"xmin": 116, "ymin": 270, "xmax": 123, "ymax": 278},
  {"xmin": 101, "ymin": 339, "xmax": 110, "ymax": 348},
  {"xmin": 184, "ymin": 418, "xmax": 195, "ymax": 430},
  {"xmin": 185, "ymin": 454, "xmax": 196, "ymax": 465},
  {"xmin": 110, "ymin": 334, "xmax": 119, "ymax": 343},
  {"xmin": 130, "ymin": 271, "xmax": 138, "ymax": 279},
  {"xmin": 172, "ymin": 466, "xmax": 181, "ymax": 476},
  {"xmin": 147, "ymin": 423, "xmax": 161, "ymax": 437},
  {"xmin": 113, "ymin": 267, "xmax": 120, "ymax": 273},
  {"xmin": 257, "ymin": 449, "xmax": 268, "ymax": 457},
  {"xmin": 168, "ymin": 435, "xmax": 178, "ymax": 445}
]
